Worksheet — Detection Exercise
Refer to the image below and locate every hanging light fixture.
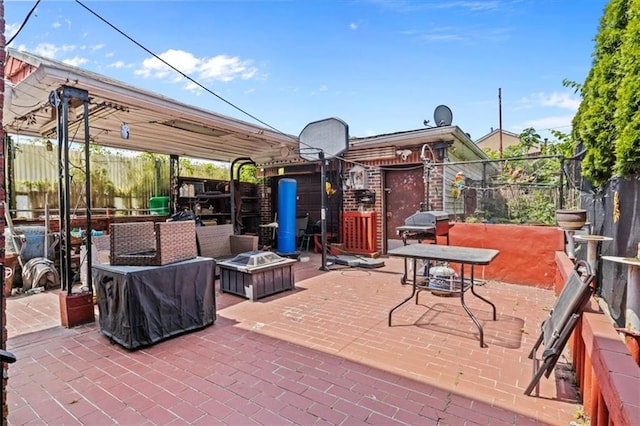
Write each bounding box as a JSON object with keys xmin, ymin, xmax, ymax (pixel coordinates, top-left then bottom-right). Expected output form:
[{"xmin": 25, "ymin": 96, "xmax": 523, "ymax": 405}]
[{"xmin": 120, "ymin": 122, "xmax": 130, "ymax": 140}]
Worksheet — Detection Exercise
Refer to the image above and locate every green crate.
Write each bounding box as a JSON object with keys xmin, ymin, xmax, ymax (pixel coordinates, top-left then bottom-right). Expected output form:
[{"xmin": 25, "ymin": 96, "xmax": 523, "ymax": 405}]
[{"xmin": 149, "ymin": 196, "xmax": 170, "ymax": 215}]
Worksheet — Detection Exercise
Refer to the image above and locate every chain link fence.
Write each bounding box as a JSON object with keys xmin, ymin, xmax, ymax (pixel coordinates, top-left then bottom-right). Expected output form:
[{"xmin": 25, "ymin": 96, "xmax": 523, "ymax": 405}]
[{"xmin": 442, "ymin": 154, "xmax": 584, "ymax": 225}]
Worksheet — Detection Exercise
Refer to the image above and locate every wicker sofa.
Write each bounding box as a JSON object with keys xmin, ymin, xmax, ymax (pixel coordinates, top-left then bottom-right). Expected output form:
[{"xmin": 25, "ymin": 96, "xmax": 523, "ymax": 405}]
[
  {"xmin": 99, "ymin": 222, "xmax": 254, "ymax": 268},
  {"xmin": 195, "ymin": 224, "xmax": 259, "ymax": 261},
  {"xmin": 109, "ymin": 221, "xmax": 198, "ymax": 266}
]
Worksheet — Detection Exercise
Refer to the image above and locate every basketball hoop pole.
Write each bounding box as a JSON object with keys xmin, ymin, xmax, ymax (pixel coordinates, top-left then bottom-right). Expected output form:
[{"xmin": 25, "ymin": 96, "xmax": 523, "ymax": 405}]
[
  {"xmin": 319, "ymin": 150, "xmax": 329, "ymax": 271},
  {"xmin": 298, "ymin": 117, "xmax": 349, "ymax": 271}
]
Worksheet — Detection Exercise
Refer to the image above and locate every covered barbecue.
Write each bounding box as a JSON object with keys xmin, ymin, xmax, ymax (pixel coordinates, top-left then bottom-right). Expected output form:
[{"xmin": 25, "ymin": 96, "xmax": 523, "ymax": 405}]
[{"xmin": 396, "ymin": 210, "xmax": 454, "ymax": 245}]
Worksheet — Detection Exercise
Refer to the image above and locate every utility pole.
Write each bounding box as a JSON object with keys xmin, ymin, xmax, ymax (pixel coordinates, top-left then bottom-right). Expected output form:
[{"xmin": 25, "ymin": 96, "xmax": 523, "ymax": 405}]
[{"xmin": 498, "ymin": 88, "xmax": 503, "ymax": 159}]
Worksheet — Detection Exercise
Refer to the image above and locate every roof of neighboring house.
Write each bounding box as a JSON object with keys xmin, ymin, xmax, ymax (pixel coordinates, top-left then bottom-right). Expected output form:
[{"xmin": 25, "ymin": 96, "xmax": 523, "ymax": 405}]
[
  {"xmin": 474, "ymin": 128, "xmax": 520, "ymax": 145},
  {"xmin": 343, "ymin": 125, "xmax": 489, "ymax": 163}
]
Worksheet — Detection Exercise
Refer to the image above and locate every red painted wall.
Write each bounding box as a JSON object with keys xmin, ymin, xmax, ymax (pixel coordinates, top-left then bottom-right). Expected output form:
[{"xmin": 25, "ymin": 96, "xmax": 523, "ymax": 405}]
[
  {"xmin": 554, "ymin": 250, "xmax": 640, "ymax": 424},
  {"xmin": 444, "ymin": 223, "xmax": 564, "ymax": 288}
]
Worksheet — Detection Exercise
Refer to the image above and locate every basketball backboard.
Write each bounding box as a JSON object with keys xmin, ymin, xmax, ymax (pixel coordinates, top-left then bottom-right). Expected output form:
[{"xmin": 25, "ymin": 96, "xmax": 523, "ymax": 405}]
[{"xmin": 298, "ymin": 117, "xmax": 349, "ymax": 161}]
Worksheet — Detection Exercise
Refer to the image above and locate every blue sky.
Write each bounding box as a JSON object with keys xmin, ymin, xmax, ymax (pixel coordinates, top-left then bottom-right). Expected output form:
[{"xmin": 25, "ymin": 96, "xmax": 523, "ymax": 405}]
[{"xmin": 5, "ymin": 0, "xmax": 608, "ymax": 143}]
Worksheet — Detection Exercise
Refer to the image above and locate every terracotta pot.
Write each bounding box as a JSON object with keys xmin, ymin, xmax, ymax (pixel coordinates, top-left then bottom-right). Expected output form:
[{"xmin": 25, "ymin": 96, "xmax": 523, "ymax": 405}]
[
  {"xmin": 3, "ymin": 253, "xmax": 18, "ymax": 296},
  {"xmin": 556, "ymin": 209, "xmax": 587, "ymax": 230}
]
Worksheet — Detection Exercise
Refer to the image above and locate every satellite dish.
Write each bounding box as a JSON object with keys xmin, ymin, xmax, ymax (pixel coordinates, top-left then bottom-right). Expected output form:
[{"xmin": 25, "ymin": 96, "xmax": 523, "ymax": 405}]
[{"xmin": 434, "ymin": 105, "xmax": 453, "ymax": 127}]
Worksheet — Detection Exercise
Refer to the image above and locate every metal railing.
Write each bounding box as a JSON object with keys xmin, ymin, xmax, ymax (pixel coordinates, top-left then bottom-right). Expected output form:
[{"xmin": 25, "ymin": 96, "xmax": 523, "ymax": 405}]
[{"xmin": 439, "ymin": 155, "xmax": 584, "ymax": 225}]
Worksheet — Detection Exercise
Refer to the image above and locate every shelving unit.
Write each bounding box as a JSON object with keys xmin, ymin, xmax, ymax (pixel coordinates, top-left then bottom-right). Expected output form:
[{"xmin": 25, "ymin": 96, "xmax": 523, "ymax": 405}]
[
  {"xmin": 176, "ymin": 177, "xmax": 259, "ymax": 233},
  {"xmin": 236, "ymin": 182, "xmax": 260, "ymax": 234},
  {"xmin": 176, "ymin": 177, "xmax": 230, "ymax": 226}
]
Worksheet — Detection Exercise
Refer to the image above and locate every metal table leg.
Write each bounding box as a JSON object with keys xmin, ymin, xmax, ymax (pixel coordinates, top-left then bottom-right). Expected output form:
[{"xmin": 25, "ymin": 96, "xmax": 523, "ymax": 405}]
[
  {"xmin": 458, "ymin": 265, "xmax": 485, "ymax": 347},
  {"xmin": 401, "ymin": 233, "xmax": 409, "ymax": 285},
  {"xmin": 459, "ymin": 265, "xmax": 496, "ymax": 347},
  {"xmin": 469, "ymin": 266, "xmax": 497, "ymax": 320},
  {"xmin": 389, "ymin": 258, "xmax": 418, "ymax": 326}
]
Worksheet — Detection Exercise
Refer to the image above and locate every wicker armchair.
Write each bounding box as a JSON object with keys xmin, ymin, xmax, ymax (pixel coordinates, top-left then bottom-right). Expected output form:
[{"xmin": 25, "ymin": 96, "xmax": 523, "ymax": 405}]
[{"xmin": 110, "ymin": 221, "xmax": 197, "ymax": 266}]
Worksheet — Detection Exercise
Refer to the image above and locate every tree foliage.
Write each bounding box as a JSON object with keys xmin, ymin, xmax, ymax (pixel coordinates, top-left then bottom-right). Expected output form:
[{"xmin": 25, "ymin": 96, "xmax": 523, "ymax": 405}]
[
  {"xmin": 476, "ymin": 128, "xmax": 580, "ymax": 222},
  {"xmin": 572, "ymin": 0, "xmax": 640, "ymax": 186},
  {"xmin": 238, "ymin": 164, "xmax": 258, "ymax": 183},
  {"xmin": 614, "ymin": 0, "xmax": 640, "ymax": 177},
  {"xmin": 546, "ymin": 130, "xmax": 576, "ymax": 158},
  {"xmin": 518, "ymin": 127, "xmax": 541, "ymax": 153},
  {"xmin": 126, "ymin": 153, "xmax": 170, "ymax": 197}
]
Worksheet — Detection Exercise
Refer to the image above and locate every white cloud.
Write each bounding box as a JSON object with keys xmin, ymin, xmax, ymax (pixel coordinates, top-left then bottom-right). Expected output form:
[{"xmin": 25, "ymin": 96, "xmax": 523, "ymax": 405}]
[
  {"xmin": 513, "ymin": 114, "xmax": 575, "ymax": 133},
  {"xmin": 183, "ymin": 81, "xmax": 203, "ymax": 94},
  {"xmin": 51, "ymin": 15, "xmax": 70, "ymax": 30},
  {"xmin": 135, "ymin": 49, "xmax": 196, "ymax": 79},
  {"xmin": 30, "ymin": 43, "xmax": 59, "ymax": 59},
  {"xmin": 350, "ymin": 22, "xmax": 358, "ymax": 30},
  {"xmin": 422, "ymin": 31, "xmax": 464, "ymax": 41},
  {"xmin": 510, "ymin": 91, "xmax": 581, "ymax": 134},
  {"xmin": 435, "ymin": 1, "xmax": 499, "ymax": 11},
  {"xmin": 20, "ymin": 42, "xmax": 88, "ymax": 65},
  {"xmin": 200, "ymin": 55, "xmax": 257, "ymax": 81},
  {"xmin": 5, "ymin": 23, "xmax": 20, "ymax": 42},
  {"xmin": 62, "ymin": 56, "xmax": 88, "ymax": 67},
  {"xmin": 134, "ymin": 49, "xmax": 258, "ymax": 84},
  {"xmin": 312, "ymin": 85, "xmax": 329, "ymax": 95},
  {"xmin": 537, "ymin": 92, "xmax": 581, "ymax": 110},
  {"xmin": 108, "ymin": 60, "xmax": 128, "ymax": 69},
  {"xmin": 162, "ymin": 49, "xmax": 200, "ymax": 74},
  {"xmin": 519, "ymin": 91, "xmax": 581, "ymax": 111},
  {"xmin": 60, "ymin": 44, "xmax": 77, "ymax": 53}
]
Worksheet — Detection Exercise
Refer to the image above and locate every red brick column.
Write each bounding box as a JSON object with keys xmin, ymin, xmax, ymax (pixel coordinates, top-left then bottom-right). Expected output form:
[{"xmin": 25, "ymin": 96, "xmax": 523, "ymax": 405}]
[
  {"xmin": 258, "ymin": 178, "xmax": 273, "ymax": 246},
  {"xmin": 1, "ymin": 0, "xmax": 9, "ymax": 421}
]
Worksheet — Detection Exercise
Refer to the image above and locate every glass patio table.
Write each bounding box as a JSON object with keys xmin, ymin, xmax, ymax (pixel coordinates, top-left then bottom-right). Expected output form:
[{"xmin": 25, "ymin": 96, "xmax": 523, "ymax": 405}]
[{"xmin": 388, "ymin": 244, "xmax": 500, "ymax": 347}]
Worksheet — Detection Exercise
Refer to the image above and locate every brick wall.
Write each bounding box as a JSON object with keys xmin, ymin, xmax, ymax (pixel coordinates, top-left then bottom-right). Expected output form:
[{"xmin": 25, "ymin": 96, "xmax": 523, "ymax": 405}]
[
  {"xmin": 555, "ymin": 251, "xmax": 640, "ymax": 425},
  {"xmin": 261, "ymin": 148, "xmax": 445, "ymax": 254},
  {"xmin": 367, "ymin": 168, "xmax": 383, "ymax": 251},
  {"xmin": 343, "ymin": 165, "xmax": 383, "ymax": 253},
  {"xmin": 426, "ymin": 165, "xmax": 444, "ymax": 211},
  {"xmin": 342, "ymin": 146, "xmax": 445, "ymax": 253},
  {"xmin": 258, "ymin": 178, "xmax": 273, "ymax": 246}
]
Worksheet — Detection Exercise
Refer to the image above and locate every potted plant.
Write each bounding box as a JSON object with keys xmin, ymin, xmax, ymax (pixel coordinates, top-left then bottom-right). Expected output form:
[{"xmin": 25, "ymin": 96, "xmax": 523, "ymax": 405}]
[
  {"xmin": 555, "ymin": 185, "xmax": 587, "ymax": 230},
  {"xmin": 555, "ymin": 208, "xmax": 587, "ymax": 230}
]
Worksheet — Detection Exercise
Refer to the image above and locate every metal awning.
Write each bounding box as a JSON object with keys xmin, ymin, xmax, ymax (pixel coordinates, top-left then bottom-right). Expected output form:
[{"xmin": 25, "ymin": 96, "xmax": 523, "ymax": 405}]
[{"xmin": 3, "ymin": 48, "xmax": 301, "ymax": 164}]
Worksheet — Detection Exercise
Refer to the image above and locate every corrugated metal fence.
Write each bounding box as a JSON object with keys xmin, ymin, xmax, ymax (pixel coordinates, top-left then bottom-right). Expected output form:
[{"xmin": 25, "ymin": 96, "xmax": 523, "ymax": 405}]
[
  {"xmin": 10, "ymin": 143, "xmax": 224, "ymax": 217},
  {"xmin": 13, "ymin": 144, "xmax": 157, "ymax": 193}
]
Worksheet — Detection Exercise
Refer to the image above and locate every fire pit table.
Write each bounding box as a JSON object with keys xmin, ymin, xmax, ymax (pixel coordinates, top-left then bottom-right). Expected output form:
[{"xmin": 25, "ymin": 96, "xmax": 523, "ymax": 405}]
[
  {"xmin": 219, "ymin": 250, "xmax": 296, "ymax": 301},
  {"xmin": 93, "ymin": 256, "xmax": 216, "ymax": 350}
]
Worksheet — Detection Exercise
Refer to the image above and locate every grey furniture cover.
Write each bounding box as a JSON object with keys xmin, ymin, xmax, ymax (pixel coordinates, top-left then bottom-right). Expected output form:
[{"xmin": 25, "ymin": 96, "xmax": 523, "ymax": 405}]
[{"xmin": 93, "ymin": 257, "xmax": 216, "ymax": 350}]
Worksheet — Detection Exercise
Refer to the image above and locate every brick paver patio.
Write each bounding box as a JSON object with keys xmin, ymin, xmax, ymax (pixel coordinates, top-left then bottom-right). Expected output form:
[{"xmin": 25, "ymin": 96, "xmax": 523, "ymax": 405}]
[{"xmin": 5, "ymin": 253, "xmax": 581, "ymax": 425}]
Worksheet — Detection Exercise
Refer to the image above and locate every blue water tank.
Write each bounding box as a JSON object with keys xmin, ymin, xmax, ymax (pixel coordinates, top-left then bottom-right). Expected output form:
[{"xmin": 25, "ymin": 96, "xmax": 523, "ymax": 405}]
[
  {"xmin": 277, "ymin": 179, "xmax": 297, "ymax": 254},
  {"xmin": 8, "ymin": 226, "xmax": 55, "ymax": 261}
]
